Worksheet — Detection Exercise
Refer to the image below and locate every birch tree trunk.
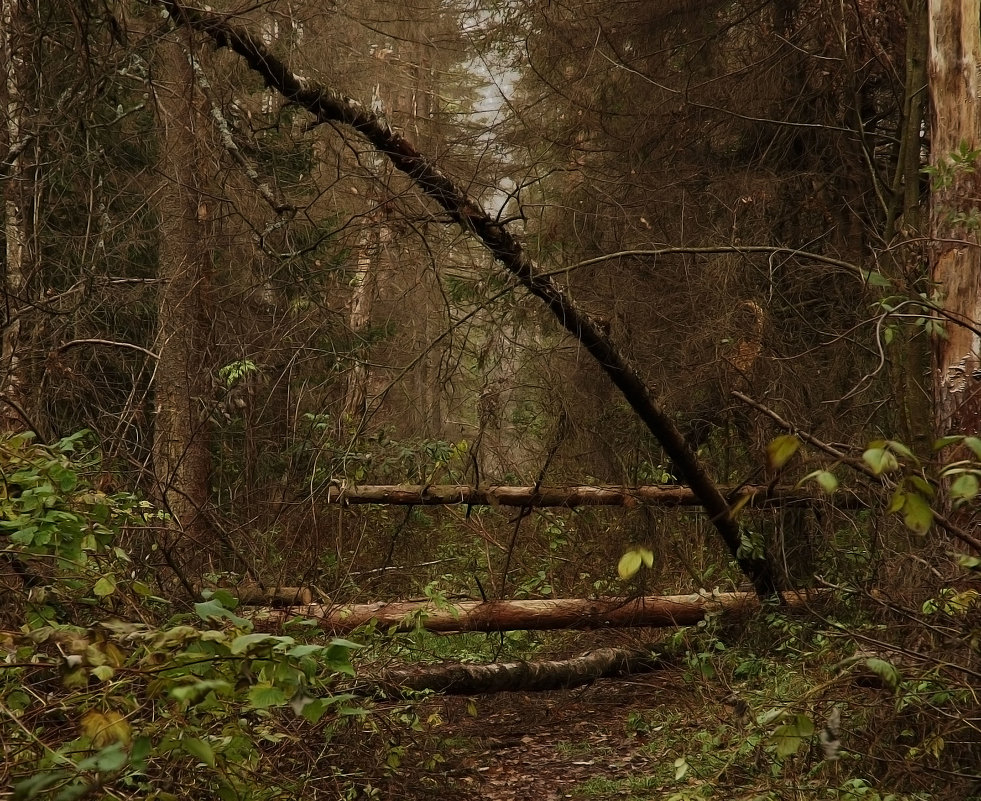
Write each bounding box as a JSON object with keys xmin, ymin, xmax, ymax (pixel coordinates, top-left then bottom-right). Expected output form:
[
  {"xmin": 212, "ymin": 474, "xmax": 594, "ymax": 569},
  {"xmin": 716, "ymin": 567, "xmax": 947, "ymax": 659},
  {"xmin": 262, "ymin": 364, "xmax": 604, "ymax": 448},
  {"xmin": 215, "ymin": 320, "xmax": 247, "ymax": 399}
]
[
  {"xmin": 928, "ymin": 0, "xmax": 981, "ymax": 436},
  {"xmin": 152, "ymin": 37, "xmax": 216, "ymax": 559}
]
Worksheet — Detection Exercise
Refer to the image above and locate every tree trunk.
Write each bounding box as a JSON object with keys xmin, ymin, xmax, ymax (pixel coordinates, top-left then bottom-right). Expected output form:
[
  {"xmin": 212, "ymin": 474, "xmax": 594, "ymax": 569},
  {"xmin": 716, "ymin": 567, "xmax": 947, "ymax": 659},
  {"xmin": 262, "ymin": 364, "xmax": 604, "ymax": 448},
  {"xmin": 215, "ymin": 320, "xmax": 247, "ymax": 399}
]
[
  {"xmin": 0, "ymin": 0, "xmax": 32, "ymax": 433},
  {"xmin": 257, "ymin": 590, "xmax": 824, "ymax": 633},
  {"xmin": 320, "ymin": 483, "xmax": 855, "ymax": 508},
  {"xmin": 368, "ymin": 646, "xmax": 666, "ymax": 696},
  {"xmin": 157, "ymin": 1, "xmax": 783, "ymax": 599},
  {"xmin": 152, "ymin": 37, "xmax": 216, "ymax": 561},
  {"xmin": 928, "ymin": 0, "xmax": 981, "ymax": 436}
]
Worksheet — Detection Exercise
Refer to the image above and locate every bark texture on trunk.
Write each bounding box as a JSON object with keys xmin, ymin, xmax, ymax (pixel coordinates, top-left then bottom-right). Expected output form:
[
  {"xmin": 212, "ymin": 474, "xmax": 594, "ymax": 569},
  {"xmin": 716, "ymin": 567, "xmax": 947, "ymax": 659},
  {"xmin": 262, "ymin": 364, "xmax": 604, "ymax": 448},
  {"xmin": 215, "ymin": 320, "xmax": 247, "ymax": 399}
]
[
  {"xmin": 320, "ymin": 483, "xmax": 853, "ymax": 508},
  {"xmin": 152, "ymin": 36, "xmax": 216, "ymax": 557},
  {"xmin": 258, "ymin": 590, "xmax": 824, "ymax": 633},
  {"xmin": 1, "ymin": 0, "xmax": 31, "ymax": 433},
  {"xmin": 369, "ymin": 646, "xmax": 665, "ymax": 696},
  {"xmin": 158, "ymin": 1, "xmax": 783, "ymax": 599},
  {"xmin": 928, "ymin": 0, "xmax": 981, "ymax": 436}
]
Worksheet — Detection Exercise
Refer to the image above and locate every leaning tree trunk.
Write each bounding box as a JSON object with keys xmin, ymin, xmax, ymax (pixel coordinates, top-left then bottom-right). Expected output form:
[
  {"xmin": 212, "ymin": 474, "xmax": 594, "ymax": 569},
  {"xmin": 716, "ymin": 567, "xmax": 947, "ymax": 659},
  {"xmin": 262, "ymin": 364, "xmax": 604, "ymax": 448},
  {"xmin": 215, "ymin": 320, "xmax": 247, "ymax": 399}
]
[
  {"xmin": 157, "ymin": 0, "xmax": 783, "ymax": 599},
  {"xmin": 152, "ymin": 35, "xmax": 217, "ymax": 563},
  {"xmin": 928, "ymin": 0, "xmax": 981, "ymax": 437}
]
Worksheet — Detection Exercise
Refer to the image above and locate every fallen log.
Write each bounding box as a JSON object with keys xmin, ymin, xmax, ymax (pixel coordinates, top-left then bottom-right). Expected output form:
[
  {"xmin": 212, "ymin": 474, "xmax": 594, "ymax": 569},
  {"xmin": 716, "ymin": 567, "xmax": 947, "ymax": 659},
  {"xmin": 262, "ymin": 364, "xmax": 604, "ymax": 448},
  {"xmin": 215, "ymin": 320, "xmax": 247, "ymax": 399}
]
[
  {"xmin": 259, "ymin": 590, "xmax": 826, "ymax": 633},
  {"xmin": 321, "ymin": 484, "xmax": 852, "ymax": 508},
  {"xmin": 365, "ymin": 646, "xmax": 667, "ymax": 696}
]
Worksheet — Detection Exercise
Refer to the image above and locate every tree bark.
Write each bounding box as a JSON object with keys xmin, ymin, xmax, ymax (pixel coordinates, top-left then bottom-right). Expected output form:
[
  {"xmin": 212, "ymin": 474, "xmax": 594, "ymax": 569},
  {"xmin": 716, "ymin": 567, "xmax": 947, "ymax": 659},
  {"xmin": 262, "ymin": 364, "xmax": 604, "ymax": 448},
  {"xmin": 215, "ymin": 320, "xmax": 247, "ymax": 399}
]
[
  {"xmin": 157, "ymin": 1, "xmax": 782, "ymax": 599},
  {"xmin": 320, "ymin": 483, "xmax": 856, "ymax": 508},
  {"xmin": 257, "ymin": 590, "xmax": 824, "ymax": 633},
  {"xmin": 152, "ymin": 34, "xmax": 217, "ymax": 560},
  {"xmin": 368, "ymin": 646, "xmax": 666, "ymax": 696},
  {"xmin": 928, "ymin": 0, "xmax": 981, "ymax": 436},
  {"xmin": 1, "ymin": 0, "xmax": 32, "ymax": 433}
]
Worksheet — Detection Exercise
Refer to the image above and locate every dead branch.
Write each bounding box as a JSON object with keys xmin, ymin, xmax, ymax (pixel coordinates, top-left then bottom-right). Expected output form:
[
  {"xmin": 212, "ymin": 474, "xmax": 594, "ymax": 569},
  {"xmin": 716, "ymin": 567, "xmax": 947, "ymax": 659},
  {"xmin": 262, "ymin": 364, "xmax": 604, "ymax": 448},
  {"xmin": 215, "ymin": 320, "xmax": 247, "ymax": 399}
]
[{"xmin": 156, "ymin": 1, "xmax": 782, "ymax": 598}]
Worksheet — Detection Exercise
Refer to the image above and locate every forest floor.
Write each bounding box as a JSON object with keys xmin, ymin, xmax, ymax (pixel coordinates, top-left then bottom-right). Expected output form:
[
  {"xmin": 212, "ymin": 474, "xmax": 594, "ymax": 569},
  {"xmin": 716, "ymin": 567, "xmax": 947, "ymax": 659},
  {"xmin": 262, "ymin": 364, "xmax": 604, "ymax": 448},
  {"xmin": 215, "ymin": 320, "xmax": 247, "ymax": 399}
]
[{"xmin": 416, "ymin": 663, "xmax": 742, "ymax": 801}]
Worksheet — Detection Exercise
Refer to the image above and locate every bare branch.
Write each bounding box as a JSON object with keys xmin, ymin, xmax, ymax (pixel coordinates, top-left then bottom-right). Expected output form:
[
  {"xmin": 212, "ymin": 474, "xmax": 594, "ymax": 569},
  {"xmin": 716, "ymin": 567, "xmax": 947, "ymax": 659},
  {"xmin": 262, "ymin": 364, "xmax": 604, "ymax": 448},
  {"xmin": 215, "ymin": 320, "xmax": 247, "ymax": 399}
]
[{"xmin": 157, "ymin": 1, "xmax": 783, "ymax": 598}]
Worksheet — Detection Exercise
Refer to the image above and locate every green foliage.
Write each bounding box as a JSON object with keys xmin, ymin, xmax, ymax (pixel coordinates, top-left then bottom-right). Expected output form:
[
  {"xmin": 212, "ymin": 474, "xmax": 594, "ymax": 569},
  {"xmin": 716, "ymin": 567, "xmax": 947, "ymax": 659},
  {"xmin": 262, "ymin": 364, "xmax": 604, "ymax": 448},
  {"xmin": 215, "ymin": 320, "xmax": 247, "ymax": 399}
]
[
  {"xmin": 0, "ymin": 432, "xmax": 420, "ymax": 801},
  {"xmin": 217, "ymin": 359, "xmax": 259, "ymax": 388},
  {"xmin": 617, "ymin": 547, "xmax": 654, "ymax": 580},
  {"xmin": 921, "ymin": 140, "xmax": 981, "ymax": 192}
]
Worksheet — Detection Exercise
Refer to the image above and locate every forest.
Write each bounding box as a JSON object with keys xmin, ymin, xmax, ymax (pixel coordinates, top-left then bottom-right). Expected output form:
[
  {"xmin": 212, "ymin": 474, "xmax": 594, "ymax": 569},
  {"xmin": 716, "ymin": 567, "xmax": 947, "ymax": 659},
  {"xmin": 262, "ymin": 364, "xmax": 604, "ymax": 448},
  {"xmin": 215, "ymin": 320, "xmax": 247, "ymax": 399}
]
[{"xmin": 1, "ymin": 0, "xmax": 980, "ymax": 799}]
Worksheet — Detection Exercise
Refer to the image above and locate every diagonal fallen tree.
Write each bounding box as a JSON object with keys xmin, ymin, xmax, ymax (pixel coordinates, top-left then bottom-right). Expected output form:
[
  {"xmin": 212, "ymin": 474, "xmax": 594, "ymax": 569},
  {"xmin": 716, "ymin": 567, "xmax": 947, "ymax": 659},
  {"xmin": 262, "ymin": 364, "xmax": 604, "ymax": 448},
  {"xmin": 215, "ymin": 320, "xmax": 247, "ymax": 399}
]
[{"xmin": 158, "ymin": 1, "xmax": 781, "ymax": 598}]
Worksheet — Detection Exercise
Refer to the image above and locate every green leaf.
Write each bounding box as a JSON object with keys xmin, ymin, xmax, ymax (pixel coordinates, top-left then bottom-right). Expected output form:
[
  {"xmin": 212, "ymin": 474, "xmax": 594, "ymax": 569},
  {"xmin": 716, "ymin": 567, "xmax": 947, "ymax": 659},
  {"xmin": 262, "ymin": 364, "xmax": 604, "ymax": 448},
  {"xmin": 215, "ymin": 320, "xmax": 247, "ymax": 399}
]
[
  {"xmin": 639, "ymin": 547, "xmax": 654, "ymax": 568},
  {"xmin": 299, "ymin": 697, "xmax": 329, "ymax": 723},
  {"xmin": 865, "ymin": 657, "xmax": 901, "ymax": 690},
  {"xmin": 617, "ymin": 550, "xmax": 643, "ymax": 580},
  {"xmin": 193, "ymin": 600, "xmax": 252, "ymax": 629},
  {"xmin": 964, "ymin": 436, "xmax": 981, "ymax": 460},
  {"xmin": 766, "ymin": 435, "xmax": 800, "ymax": 471},
  {"xmin": 860, "ymin": 269, "xmax": 892, "ymax": 287},
  {"xmin": 886, "ymin": 439, "xmax": 915, "ymax": 459},
  {"xmin": 950, "ymin": 473, "xmax": 980, "ymax": 502},
  {"xmin": 934, "ymin": 435, "xmax": 963, "ymax": 451},
  {"xmin": 181, "ymin": 736, "xmax": 215, "ymax": 767},
  {"xmin": 247, "ymin": 684, "xmax": 287, "ymax": 709},
  {"xmin": 92, "ymin": 575, "xmax": 116, "ymax": 597},
  {"xmin": 957, "ymin": 554, "xmax": 981, "ymax": 571},
  {"xmin": 327, "ymin": 638, "xmax": 362, "ymax": 650},
  {"xmin": 772, "ymin": 715, "xmax": 813, "ymax": 757},
  {"xmin": 862, "ymin": 447, "xmax": 899, "ymax": 475},
  {"xmin": 286, "ymin": 644, "xmax": 325, "ymax": 658},
  {"xmin": 902, "ymin": 492, "xmax": 933, "ymax": 536},
  {"xmin": 229, "ymin": 633, "xmax": 284, "ymax": 655},
  {"xmin": 800, "ymin": 470, "xmax": 838, "ymax": 493}
]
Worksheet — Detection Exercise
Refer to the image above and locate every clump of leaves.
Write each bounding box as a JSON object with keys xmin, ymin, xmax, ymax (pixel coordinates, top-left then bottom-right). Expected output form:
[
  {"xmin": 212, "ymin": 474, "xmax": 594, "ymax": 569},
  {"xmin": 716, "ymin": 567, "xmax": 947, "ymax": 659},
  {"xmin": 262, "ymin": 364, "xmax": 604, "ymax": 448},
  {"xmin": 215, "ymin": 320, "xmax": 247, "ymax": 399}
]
[{"xmin": 0, "ymin": 431, "xmax": 400, "ymax": 800}]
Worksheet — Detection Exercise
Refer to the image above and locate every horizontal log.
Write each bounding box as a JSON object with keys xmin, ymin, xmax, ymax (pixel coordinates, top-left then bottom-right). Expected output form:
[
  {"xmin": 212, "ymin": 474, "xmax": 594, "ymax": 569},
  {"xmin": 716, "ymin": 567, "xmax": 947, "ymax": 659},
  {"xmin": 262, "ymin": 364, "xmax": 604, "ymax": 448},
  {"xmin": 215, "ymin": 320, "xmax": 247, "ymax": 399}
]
[
  {"xmin": 197, "ymin": 584, "xmax": 313, "ymax": 605},
  {"xmin": 259, "ymin": 590, "xmax": 826, "ymax": 633},
  {"xmin": 322, "ymin": 484, "xmax": 854, "ymax": 508},
  {"xmin": 369, "ymin": 646, "xmax": 667, "ymax": 696}
]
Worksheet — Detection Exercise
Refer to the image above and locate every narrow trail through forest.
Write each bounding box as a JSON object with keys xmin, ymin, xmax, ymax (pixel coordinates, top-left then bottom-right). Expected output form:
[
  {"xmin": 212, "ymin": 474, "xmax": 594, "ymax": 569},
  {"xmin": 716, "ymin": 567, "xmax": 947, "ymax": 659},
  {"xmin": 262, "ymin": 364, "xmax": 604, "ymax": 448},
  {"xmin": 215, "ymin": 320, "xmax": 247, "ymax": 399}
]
[{"xmin": 428, "ymin": 668, "xmax": 707, "ymax": 800}]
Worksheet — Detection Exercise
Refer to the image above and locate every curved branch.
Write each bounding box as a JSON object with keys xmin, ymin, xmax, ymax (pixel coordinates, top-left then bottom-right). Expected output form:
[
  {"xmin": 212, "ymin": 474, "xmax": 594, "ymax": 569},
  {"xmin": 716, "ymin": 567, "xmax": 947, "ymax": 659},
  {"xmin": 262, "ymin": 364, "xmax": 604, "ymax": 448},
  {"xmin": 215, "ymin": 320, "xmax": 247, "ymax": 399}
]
[{"xmin": 157, "ymin": 1, "xmax": 782, "ymax": 598}]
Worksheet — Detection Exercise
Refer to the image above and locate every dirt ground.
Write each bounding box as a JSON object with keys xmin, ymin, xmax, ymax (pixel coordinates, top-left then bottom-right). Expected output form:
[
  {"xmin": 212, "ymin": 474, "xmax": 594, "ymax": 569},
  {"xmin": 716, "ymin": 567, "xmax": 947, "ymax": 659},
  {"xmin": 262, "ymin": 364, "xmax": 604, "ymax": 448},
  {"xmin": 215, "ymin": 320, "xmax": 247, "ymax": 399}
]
[{"xmin": 422, "ymin": 669, "xmax": 707, "ymax": 801}]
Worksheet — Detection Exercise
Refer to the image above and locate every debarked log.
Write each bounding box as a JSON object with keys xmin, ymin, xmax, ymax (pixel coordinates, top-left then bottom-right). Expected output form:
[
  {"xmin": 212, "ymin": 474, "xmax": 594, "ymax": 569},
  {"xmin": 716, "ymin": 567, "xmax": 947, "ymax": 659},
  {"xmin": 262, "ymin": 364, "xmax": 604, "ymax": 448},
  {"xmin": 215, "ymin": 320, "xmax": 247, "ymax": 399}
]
[
  {"xmin": 365, "ymin": 646, "xmax": 668, "ymax": 696},
  {"xmin": 321, "ymin": 484, "xmax": 856, "ymax": 508},
  {"xmin": 258, "ymin": 590, "xmax": 826, "ymax": 633}
]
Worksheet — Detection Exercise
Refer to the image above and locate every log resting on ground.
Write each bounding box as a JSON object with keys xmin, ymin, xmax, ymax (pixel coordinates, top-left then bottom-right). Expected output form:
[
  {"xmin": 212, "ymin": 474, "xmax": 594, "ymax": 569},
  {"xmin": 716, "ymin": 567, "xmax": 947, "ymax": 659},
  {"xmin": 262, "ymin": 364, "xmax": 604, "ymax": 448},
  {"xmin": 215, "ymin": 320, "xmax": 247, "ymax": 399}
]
[
  {"xmin": 258, "ymin": 590, "xmax": 825, "ymax": 633},
  {"xmin": 365, "ymin": 646, "xmax": 667, "ymax": 696}
]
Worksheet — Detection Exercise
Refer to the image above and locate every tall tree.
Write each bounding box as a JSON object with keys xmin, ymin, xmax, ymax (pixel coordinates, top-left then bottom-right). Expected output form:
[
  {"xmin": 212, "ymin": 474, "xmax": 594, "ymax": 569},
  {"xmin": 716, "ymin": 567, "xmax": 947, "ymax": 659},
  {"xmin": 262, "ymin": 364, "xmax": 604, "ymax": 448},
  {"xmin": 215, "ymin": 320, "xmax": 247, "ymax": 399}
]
[
  {"xmin": 151, "ymin": 30, "xmax": 217, "ymax": 559},
  {"xmin": 1, "ymin": 0, "xmax": 33, "ymax": 433},
  {"xmin": 928, "ymin": 0, "xmax": 981, "ymax": 436}
]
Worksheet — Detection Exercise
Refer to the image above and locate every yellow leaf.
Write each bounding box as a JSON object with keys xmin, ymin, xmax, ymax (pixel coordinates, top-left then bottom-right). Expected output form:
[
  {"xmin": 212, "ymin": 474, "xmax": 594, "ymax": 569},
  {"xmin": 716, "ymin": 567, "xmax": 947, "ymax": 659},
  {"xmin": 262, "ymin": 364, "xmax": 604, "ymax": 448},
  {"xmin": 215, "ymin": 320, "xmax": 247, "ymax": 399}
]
[
  {"xmin": 618, "ymin": 550, "xmax": 643, "ymax": 580},
  {"xmin": 82, "ymin": 710, "xmax": 132, "ymax": 747},
  {"xmin": 766, "ymin": 435, "xmax": 800, "ymax": 471}
]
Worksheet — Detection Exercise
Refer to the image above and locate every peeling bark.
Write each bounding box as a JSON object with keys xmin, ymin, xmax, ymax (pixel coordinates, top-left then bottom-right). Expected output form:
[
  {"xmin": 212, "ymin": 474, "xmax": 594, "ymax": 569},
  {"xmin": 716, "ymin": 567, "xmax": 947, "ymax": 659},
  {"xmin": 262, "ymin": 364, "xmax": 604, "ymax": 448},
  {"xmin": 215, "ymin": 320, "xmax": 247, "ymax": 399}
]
[
  {"xmin": 320, "ymin": 483, "xmax": 854, "ymax": 508},
  {"xmin": 157, "ymin": 1, "xmax": 782, "ymax": 599},
  {"xmin": 257, "ymin": 590, "xmax": 825, "ymax": 633},
  {"xmin": 928, "ymin": 0, "xmax": 981, "ymax": 436}
]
